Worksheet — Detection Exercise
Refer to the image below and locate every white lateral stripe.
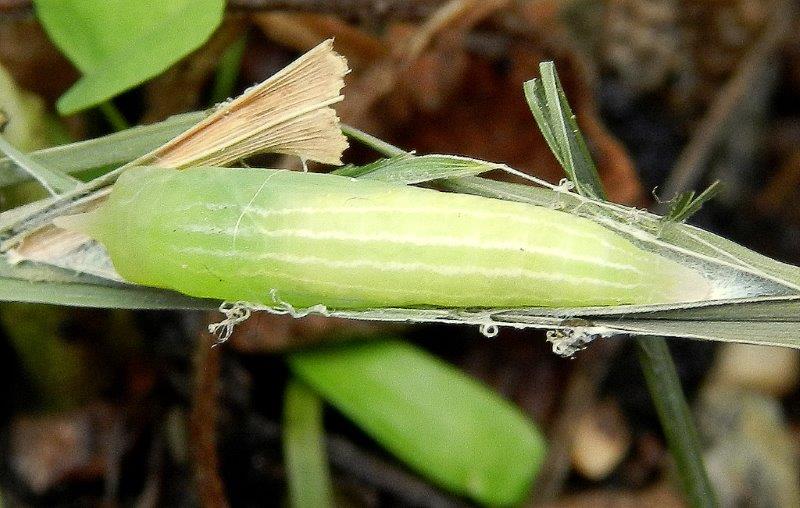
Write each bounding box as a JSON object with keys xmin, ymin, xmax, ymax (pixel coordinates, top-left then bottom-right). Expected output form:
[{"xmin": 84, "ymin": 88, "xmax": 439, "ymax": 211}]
[
  {"xmin": 178, "ymin": 224, "xmax": 643, "ymax": 273},
  {"xmin": 177, "ymin": 246, "xmax": 645, "ymax": 290},
  {"xmin": 179, "ymin": 201, "xmax": 618, "ymax": 247}
]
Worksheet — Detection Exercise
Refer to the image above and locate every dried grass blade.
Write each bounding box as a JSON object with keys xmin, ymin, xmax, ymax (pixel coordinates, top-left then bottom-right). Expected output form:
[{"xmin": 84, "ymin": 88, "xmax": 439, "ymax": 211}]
[{"xmin": 142, "ymin": 39, "xmax": 349, "ymax": 168}]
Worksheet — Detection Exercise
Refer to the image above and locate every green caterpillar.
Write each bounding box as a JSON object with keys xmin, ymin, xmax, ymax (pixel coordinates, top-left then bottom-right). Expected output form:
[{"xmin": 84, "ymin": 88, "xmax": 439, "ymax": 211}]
[{"xmin": 56, "ymin": 166, "xmax": 711, "ymax": 309}]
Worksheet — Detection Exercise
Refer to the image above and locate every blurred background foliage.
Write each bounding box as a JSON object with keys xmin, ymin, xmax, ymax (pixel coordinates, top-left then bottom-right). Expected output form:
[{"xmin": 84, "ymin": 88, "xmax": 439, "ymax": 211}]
[{"xmin": 1, "ymin": 0, "xmax": 800, "ymax": 506}]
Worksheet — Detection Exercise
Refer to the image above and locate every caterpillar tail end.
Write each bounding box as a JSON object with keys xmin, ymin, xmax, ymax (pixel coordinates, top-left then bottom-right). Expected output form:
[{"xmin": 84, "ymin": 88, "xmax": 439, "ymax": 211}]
[{"xmin": 662, "ymin": 262, "xmax": 713, "ymax": 304}]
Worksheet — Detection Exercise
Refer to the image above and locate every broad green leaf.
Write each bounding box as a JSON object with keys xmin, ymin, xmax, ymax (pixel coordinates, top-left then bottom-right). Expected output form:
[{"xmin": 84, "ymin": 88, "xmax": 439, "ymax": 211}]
[
  {"xmin": 34, "ymin": 0, "xmax": 225, "ymax": 114},
  {"xmin": 283, "ymin": 379, "xmax": 334, "ymax": 508},
  {"xmin": 289, "ymin": 340, "xmax": 546, "ymax": 506}
]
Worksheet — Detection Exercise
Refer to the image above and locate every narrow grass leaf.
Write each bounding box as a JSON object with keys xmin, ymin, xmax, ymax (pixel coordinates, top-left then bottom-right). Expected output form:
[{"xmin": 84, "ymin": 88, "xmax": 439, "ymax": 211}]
[
  {"xmin": 523, "ymin": 79, "xmax": 564, "ymax": 167},
  {"xmin": 283, "ymin": 379, "xmax": 334, "ymax": 508},
  {"xmin": 597, "ymin": 320, "xmax": 800, "ymax": 349},
  {"xmin": 0, "ymin": 257, "xmax": 214, "ymax": 309},
  {"xmin": 0, "ymin": 134, "xmax": 80, "ymax": 194},
  {"xmin": 662, "ymin": 181, "xmax": 721, "ymax": 224},
  {"xmin": 289, "ymin": 339, "xmax": 546, "ymax": 506},
  {"xmin": 0, "ymin": 112, "xmax": 203, "ymax": 188},
  {"xmin": 334, "ymin": 154, "xmax": 503, "ymax": 184},
  {"xmin": 527, "ymin": 62, "xmax": 605, "ymax": 200},
  {"xmin": 341, "ymin": 124, "xmax": 406, "ymax": 158}
]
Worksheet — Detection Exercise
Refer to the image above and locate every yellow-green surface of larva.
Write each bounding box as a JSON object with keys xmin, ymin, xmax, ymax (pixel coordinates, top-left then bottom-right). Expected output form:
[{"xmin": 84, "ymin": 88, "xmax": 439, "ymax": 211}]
[{"xmin": 59, "ymin": 166, "xmax": 711, "ymax": 309}]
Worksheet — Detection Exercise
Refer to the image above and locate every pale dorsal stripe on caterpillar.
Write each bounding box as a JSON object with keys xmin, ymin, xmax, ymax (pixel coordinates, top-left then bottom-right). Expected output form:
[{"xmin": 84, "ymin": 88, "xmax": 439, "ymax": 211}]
[
  {"xmin": 55, "ymin": 165, "xmax": 712, "ymax": 310},
  {"xmin": 177, "ymin": 228, "xmax": 646, "ymax": 272}
]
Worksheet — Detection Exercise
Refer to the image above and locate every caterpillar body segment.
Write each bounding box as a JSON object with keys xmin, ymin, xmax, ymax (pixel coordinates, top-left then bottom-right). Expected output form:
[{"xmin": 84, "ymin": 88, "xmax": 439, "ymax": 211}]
[{"xmin": 57, "ymin": 166, "xmax": 711, "ymax": 309}]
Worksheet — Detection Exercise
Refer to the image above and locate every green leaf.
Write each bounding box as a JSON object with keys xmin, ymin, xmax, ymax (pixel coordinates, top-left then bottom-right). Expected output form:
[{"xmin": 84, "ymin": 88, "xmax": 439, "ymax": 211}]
[
  {"xmin": 341, "ymin": 124, "xmax": 406, "ymax": 158},
  {"xmin": 523, "ymin": 62, "xmax": 605, "ymax": 200},
  {"xmin": 289, "ymin": 339, "xmax": 546, "ymax": 506},
  {"xmin": 34, "ymin": 0, "xmax": 225, "ymax": 114},
  {"xmin": 333, "ymin": 154, "xmax": 503, "ymax": 184},
  {"xmin": 283, "ymin": 379, "xmax": 334, "ymax": 508},
  {"xmin": 662, "ymin": 181, "xmax": 721, "ymax": 224}
]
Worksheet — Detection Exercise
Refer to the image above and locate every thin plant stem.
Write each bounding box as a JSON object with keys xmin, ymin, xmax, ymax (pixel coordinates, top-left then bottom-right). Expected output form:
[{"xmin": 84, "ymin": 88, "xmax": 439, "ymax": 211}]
[
  {"xmin": 189, "ymin": 329, "xmax": 229, "ymax": 508},
  {"xmin": 636, "ymin": 337, "xmax": 717, "ymax": 508},
  {"xmin": 283, "ymin": 378, "xmax": 334, "ymax": 508},
  {"xmin": 98, "ymin": 101, "xmax": 129, "ymax": 132},
  {"xmin": 210, "ymin": 35, "xmax": 247, "ymax": 105},
  {"xmin": 341, "ymin": 124, "xmax": 406, "ymax": 157}
]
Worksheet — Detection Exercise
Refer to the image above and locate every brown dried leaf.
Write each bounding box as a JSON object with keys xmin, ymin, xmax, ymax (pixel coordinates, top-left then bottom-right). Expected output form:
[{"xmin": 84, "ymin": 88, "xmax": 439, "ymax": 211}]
[
  {"xmin": 254, "ymin": 12, "xmax": 387, "ymax": 69},
  {"xmin": 10, "ymin": 403, "xmax": 124, "ymax": 495},
  {"xmin": 570, "ymin": 399, "xmax": 632, "ymax": 480},
  {"xmin": 145, "ymin": 38, "xmax": 349, "ymax": 167}
]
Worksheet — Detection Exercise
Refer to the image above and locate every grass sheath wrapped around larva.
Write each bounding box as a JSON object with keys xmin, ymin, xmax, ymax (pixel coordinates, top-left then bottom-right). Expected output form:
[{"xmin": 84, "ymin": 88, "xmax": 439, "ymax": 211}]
[{"xmin": 54, "ymin": 165, "xmax": 712, "ymax": 310}]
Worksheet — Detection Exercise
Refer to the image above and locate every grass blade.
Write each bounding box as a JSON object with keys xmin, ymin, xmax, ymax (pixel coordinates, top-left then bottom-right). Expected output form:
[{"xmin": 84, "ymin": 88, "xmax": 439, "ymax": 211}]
[
  {"xmin": 637, "ymin": 339, "xmax": 718, "ymax": 508},
  {"xmin": 662, "ymin": 181, "xmax": 721, "ymax": 224},
  {"xmin": 0, "ymin": 134, "xmax": 80, "ymax": 194},
  {"xmin": 0, "ymin": 257, "xmax": 213, "ymax": 309},
  {"xmin": 341, "ymin": 124, "xmax": 406, "ymax": 158},
  {"xmin": 283, "ymin": 379, "xmax": 334, "ymax": 508},
  {"xmin": 210, "ymin": 36, "xmax": 247, "ymax": 105},
  {"xmin": 98, "ymin": 101, "xmax": 129, "ymax": 131},
  {"xmin": 0, "ymin": 112, "xmax": 203, "ymax": 188},
  {"xmin": 334, "ymin": 154, "xmax": 503, "ymax": 184},
  {"xmin": 523, "ymin": 79, "xmax": 563, "ymax": 167},
  {"xmin": 525, "ymin": 63, "xmax": 605, "ymax": 200}
]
